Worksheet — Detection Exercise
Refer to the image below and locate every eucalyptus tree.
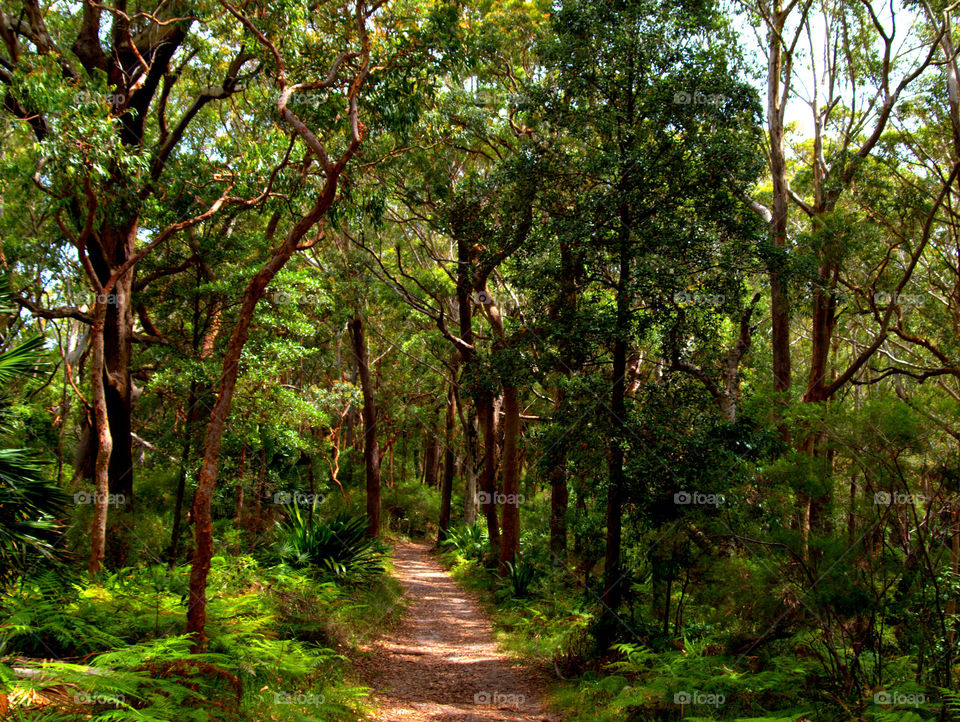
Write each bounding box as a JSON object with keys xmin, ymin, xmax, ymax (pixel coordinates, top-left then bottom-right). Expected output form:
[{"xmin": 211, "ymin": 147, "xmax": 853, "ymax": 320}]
[
  {"xmin": 184, "ymin": 0, "xmax": 461, "ymax": 649},
  {"xmin": 733, "ymin": 0, "xmax": 950, "ymax": 550},
  {"xmin": 533, "ymin": 0, "xmax": 765, "ymax": 642},
  {"xmin": 0, "ymin": 1, "xmax": 261, "ymax": 553},
  {"xmin": 342, "ymin": 0, "xmax": 549, "ymax": 561}
]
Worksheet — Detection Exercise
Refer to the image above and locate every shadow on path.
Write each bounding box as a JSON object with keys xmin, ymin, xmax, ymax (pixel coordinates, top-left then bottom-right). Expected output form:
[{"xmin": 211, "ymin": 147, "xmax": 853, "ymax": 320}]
[{"xmin": 359, "ymin": 541, "xmax": 559, "ymax": 721}]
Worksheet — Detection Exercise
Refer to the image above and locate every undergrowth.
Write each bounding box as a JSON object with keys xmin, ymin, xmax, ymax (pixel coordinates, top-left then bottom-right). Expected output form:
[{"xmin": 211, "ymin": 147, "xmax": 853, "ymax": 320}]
[
  {"xmin": 436, "ymin": 522, "xmax": 951, "ymax": 722},
  {"xmin": 0, "ymin": 550, "xmax": 403, "ymax": 720}
]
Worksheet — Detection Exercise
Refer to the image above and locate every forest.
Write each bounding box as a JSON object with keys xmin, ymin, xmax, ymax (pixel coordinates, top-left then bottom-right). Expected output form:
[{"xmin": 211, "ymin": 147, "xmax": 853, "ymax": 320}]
[{"xmin": 0, "ymin": 0, "xmax": 959, "ymax": 720}]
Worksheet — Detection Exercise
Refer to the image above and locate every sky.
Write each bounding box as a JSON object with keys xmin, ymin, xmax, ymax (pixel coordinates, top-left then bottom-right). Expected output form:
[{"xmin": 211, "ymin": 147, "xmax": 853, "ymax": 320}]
[{"xmin": 730, "ymin": 0, "xmax": 933, "ymax": 143}]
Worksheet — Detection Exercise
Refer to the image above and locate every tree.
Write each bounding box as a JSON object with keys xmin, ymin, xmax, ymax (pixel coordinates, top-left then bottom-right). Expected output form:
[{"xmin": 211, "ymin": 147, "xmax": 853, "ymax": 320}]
[
  {"xmin": 349, "ymin": 315, "xmax": 381, "ymax": 537},
  {"xmin": 185, "ymin": 0, "xmax": 460, "ymax": 649},
  {"xmin": 0, "ymin": 3, "xmax": 258, "ymax": 559},
  {"xmin": 535, "ymin": 0, "xmax": 764, "ymax": 642}
]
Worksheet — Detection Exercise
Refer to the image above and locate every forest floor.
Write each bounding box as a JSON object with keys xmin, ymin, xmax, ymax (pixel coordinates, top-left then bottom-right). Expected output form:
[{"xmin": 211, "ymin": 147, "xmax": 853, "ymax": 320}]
[{"xmin": 357, "ymin": 541, "xmax": 559, "ymax": 721}]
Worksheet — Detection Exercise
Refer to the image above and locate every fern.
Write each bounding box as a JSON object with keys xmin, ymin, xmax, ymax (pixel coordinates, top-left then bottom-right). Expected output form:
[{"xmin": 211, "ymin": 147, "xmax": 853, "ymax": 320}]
[
  {"xmin": 0, "ymin": 592, "xmax": 125, "ymax": 657},
  {"xmin": 440, "ymin": 521, "xmax": 488, "ymax": 562},
  {"xmin": 937, "ymin": 687, "xmax": 960, "ymax": 721},
  {"xmin": 869, "ymin": 712, "xmax": 929, "ymax": 722}
]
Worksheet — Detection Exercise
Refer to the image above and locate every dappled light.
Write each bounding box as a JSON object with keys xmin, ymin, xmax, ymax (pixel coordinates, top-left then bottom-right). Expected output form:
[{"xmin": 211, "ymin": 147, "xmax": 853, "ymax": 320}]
[{"xmin": 1, "ymin": 0, "xmax": 960, "ymax": 719}]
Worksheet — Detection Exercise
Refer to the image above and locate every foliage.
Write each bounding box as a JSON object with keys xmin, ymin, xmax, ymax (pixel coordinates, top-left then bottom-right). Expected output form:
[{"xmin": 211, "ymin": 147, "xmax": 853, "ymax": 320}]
[
  {"xmin": 439, "ymin": 522, "xmax": 489, "ymax": 563},
  {"xmin": 0, "ymin": 556, "xmax": 400, "ymax": 719},
  {"xmin": 496, "ymin": 555, "xmax": 538, "ymax": 600},
  {"xmin": 2, "ymin": 0, "xmax": 960, "ymax": 719},
  {"xmin": 276, "ymin": 508, "xmax": 386, "ymax": 583},
  {"xmin": 0, "ymin": 285, "xmax": 69, "ymax": 586}
]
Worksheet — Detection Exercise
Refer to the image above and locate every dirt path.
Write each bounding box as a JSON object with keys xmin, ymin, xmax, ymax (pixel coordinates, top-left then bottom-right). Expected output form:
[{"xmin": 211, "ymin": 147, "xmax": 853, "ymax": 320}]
[{"xmin": 359, "ymin": 542, "xmax": 559, "ymax": 721}]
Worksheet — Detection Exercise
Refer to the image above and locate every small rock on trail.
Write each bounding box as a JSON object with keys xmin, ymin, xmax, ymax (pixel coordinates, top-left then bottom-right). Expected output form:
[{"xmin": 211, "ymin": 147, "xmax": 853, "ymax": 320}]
[{"xmin": 359, "ymin": 541, "xmax": 560, "ymax": 721}]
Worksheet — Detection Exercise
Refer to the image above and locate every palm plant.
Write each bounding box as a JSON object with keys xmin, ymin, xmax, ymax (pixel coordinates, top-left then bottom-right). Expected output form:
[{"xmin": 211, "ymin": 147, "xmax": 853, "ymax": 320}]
[
  {"xmin": 0, "ymin": 284, "xmax": 69, "ymax": 586},
  {"xmin": 439, "ymin": 521, "xmax": 488, "ymax": 562},
  {"xmin": 498, "ymin": 555, "xmax": 538, "ymax": 599},
  {"xmin": 276, "ymin": 506, "xmax": 385, "ymax": 581}
]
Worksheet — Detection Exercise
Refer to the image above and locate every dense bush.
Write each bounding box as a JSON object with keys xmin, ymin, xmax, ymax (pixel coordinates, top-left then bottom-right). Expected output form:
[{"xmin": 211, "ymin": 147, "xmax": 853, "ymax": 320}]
[
  {"xmin": 276, "ymin": 506, "xmax": 386, "ymax": 583},
  {"xmin": 0, "ymin": 555, "xmax": 399, "ymax": 720}
]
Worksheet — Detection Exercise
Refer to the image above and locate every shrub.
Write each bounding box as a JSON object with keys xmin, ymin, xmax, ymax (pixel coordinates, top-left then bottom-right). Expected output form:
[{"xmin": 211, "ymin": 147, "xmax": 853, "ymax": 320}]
[
  {"xmin": 439, "ymin": 521, "xmax": 487, "ymax": 562},
  {"xmin": 276, "ymin": 507, "xmax": 385, "ymax": 582},
  {"xmin": 497, "ymin": 555, "xmax": 538, "ymax": 599}
]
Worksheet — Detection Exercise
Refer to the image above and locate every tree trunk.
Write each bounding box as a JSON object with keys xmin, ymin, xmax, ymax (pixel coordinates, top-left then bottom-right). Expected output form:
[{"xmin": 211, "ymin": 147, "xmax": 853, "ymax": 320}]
[
  {"xmin": 167, "ymin": 380, "xmax": 198, "ymax": 566},
  {"xmin": 497, "ymin": 383, "xmax": 521, "ymax": 570},
  {"xmin": 573, "ymin": 476, "xmax": 588, "ymax": 570},
  {"xmin": 438, "ymin": 383, "xmax": 456, "ymax": 543},
  {"xmin": 462, "ymin": 404, "xmax": 478, "ymax": 525},
  {"xmin": 476, "ymin": 285, "xmax": 518, "ymax": 563},
  {"xmin": 253, "ymin": 443, "xmax": 267, "ymax": 530},
  {"xmin": 949, "ymin": 496, "xmax": 960, "ymax": 660},
  {"xmin": 385, "ymin": 437, "xmax": 395, "ymax": 488},
  {"xmin": 549, "ymin": 384, "xmax": 569, "ymax": 564},
  {"xmin": 476, "ymin": 390, "xmax": 501, "ymax": 557},
  {"xmin": 346, "ymin": 345, "xmax": 358, "ymax": 450},
  {"xmin": 549, "ymin": 241, "xmax": 579, "ymax": 563},
  {"xmin": 87, "ymin": 219, "xmax": 138, "ymax": 567},
  {"xmin": 455, "ymin": 236, "xmax": 481, "ymax": 528},
  {"xmin": 87, "ymin": 302, "xmax": 112, "ymax": 576},
  {"xmin": 601, "ymin": 331, "xmax": 627, "ymax": 639},
  {"xmin": 350, "ymin": 315, "xmax": 381, "ymax": 539},
  {"xmin": 187, "ymin": 181, "xmax": 339, "ymax": 651},
  {"xmin": 422, "ymin": 434, "xmax": 440, "ymax": 488},
  {"xmin": 234, "ymin": 440, "xmax": 247, "ymax": 522},
  {"xmin": 601, "ymin": 204, "xmax": 631, "ymax": 644},
  {"xmin": 767, "ymin": 1, "xmax": 792, "ymax": 408}
]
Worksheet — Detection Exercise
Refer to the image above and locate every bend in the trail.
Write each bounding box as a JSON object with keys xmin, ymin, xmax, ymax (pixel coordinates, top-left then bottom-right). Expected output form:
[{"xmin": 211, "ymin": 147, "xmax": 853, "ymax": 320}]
[{"xmin": 359, "ymin": 541, "xmax": 559, "ymax": 722}]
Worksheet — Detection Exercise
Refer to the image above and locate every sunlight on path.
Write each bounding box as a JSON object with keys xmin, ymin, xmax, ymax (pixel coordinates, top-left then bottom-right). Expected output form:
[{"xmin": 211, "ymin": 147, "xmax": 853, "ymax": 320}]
[{"xmin": 360, "ymin": 542, "xmax": 558, "ymax": 721}]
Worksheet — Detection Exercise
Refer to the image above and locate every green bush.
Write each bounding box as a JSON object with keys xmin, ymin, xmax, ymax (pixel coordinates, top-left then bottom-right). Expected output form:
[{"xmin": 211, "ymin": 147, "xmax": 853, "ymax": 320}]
[
  {"xmin": 382, "ymin": 478, "xmax": 441, "ymax": 536},
  {"xmin": 276, "ymin": 507, "xmax": 385, "ymax": 582},
  {"xmin": 0, "ymin": 556, "xmax": 389, "ymax": 720},
  {"xmin": 439, "ymin": 521, "xmax": 487, "ymax": 562},
  {"xmin": 497, "ymin": 554, "xmax": 538, "ymax": 600}
]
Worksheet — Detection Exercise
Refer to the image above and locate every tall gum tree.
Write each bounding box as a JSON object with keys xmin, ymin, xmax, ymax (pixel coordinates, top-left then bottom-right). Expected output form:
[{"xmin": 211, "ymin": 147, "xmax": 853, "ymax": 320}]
[
  {"xmin": 537, "ymin": 0, "xmax": 766, "ymax": 643},
  {"xmin": 0, "ymin": 4, "xmax": 258, "ymax": 560},
  {"xmin": 346, "ymin": 0, "xmax": 547, "ymax": 553},
  {"xmin": 736, "ymin": 0, "xmax": 947, "ymax": 553},
  {"xmin": 185, "ymin": 0, "xmax": 461, "ymax": 649}
]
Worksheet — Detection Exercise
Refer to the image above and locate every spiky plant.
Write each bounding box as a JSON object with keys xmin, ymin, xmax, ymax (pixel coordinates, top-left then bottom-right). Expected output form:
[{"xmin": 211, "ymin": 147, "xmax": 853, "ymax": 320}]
[
  {"xmin": 0, "ymin": 282, "xmax": 69, "ymax": 587},
  {"xmin": 277, "ymin": 506, "xmax": 385, "ymax": 582}
]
